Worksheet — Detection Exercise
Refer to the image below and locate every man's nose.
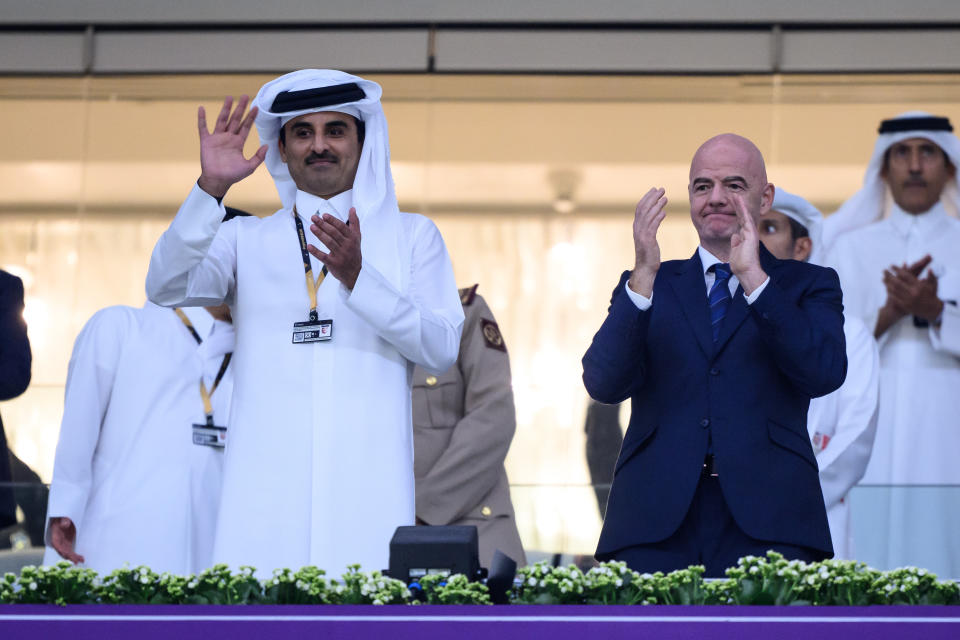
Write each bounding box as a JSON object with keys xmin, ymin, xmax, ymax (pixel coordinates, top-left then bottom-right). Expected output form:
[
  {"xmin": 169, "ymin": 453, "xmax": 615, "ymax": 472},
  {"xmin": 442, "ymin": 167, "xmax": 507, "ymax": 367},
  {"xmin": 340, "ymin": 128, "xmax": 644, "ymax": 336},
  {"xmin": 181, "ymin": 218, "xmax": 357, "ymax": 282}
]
[
  {"xmin": 310, "ymin": 134, "xmax": 330, "ymax": 154},
  {"xmin": 708, "ymin": 184, "xmax": 727, "ymax": 206},
  {"xmin": 908, "ymin": 150, "xmax": 923, "ymax": 173}
]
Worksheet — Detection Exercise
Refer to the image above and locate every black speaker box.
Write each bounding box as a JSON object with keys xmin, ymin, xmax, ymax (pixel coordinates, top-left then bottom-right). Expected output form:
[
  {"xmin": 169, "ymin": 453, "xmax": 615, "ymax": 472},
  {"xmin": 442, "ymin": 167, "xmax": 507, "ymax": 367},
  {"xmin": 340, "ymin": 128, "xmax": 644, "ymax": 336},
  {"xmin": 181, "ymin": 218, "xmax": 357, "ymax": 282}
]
[{"xmin": 388, "ymin": 525, "xmax": 481, "ymax": 582}]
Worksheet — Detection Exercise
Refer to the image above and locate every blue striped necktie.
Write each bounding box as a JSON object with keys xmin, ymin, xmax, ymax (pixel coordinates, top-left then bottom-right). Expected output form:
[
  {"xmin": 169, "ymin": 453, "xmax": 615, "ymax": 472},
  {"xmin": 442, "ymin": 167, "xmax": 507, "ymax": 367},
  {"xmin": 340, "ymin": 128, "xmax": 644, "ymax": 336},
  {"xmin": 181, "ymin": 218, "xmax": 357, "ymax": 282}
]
[{"xmin": 708, "ymin": 263, "xmax": 732, "ymax": 342}]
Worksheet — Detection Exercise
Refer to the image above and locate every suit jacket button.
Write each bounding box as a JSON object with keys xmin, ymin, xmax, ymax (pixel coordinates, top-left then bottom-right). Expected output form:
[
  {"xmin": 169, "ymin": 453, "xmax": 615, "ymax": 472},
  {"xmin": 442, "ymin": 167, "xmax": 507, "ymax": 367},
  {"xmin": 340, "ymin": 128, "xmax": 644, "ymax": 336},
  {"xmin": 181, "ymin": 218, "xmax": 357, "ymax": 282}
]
[
  {"xmin": 700, "ymin": 418, "xmax": 710, "ymax": 428},
  {"xmin": 426, "ymin": 375, "xmax": 437, "ymax": 386},
  {"xmin": 710, "ymin": 368, "xmax": 719, "ymax": 376},
  {"xmin": 481, "ymin": 506, "xmax": 492, "ymax": 517}
]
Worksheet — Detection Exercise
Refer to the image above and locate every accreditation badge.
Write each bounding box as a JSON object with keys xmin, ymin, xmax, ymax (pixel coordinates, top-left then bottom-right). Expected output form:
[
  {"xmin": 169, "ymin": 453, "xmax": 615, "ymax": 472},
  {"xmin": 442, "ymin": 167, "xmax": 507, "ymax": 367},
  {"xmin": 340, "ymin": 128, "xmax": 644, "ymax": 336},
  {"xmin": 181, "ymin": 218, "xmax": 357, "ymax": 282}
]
[
  {"xmin": 192, "ymin": 423, "xmax": 227, "ymax": 448},
  {"xmin": 292, "ymin": 318, "xmax": 333, "ymax": 343}
]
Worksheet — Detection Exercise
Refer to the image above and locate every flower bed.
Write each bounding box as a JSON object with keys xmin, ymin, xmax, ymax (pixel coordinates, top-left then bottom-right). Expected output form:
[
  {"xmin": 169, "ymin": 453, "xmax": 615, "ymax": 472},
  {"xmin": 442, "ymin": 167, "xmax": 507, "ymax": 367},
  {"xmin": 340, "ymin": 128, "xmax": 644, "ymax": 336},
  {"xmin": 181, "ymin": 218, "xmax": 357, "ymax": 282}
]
[{"xmin": 2, "ymin": 552, "xmax": 957, "ymax": 606}]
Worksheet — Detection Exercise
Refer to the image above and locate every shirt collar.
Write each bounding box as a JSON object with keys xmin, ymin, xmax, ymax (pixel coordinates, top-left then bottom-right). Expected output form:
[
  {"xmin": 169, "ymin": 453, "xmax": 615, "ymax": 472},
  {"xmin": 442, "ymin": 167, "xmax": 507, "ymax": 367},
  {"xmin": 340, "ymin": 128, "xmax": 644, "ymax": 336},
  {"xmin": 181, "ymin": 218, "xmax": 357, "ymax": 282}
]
[
  {"xmin": 697, "ymin": 245, "xmax": 725, "ymax": 276},
  {"xmin": 294, "ymin": 188, "xmax": 354, "ymax": 223},
  {"xmin": 888, "ymin": 200, "xmax": 947, "ymax": 238}
]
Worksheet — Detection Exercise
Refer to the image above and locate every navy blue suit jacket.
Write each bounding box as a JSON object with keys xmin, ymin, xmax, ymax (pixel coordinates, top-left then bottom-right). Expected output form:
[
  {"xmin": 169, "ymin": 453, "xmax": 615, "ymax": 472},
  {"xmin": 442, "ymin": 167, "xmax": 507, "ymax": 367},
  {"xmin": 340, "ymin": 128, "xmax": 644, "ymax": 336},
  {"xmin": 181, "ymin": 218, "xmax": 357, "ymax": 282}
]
[
  {"xmin": 583, "ymin": 245, "xmax": 846, "ymax": 557},
  {"xmin": 0, "ymin": 270, "xmax": 31, "ymax": 528}
]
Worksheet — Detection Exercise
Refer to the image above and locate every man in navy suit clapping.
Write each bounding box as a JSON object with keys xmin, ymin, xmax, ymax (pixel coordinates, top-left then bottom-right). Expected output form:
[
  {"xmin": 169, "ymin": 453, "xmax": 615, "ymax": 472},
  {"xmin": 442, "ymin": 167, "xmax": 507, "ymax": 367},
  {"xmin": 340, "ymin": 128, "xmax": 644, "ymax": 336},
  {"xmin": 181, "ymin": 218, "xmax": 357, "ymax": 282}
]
[{"xmin": 583, "ymin": 134, "xmax": 846, "ymax": 576}]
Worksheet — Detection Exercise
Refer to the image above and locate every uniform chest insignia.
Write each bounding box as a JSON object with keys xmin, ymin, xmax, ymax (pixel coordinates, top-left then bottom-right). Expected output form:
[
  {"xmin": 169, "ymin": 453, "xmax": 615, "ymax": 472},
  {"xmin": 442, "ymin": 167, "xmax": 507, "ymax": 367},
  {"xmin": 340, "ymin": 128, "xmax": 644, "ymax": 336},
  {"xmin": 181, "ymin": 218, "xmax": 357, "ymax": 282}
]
[
  {"xmin": 481, "ymin": 318, "xmax": 506, "ymax": 352},
  {"xmin": 459, "ymin": 284, "xmax": 479, "ymax": 306}
]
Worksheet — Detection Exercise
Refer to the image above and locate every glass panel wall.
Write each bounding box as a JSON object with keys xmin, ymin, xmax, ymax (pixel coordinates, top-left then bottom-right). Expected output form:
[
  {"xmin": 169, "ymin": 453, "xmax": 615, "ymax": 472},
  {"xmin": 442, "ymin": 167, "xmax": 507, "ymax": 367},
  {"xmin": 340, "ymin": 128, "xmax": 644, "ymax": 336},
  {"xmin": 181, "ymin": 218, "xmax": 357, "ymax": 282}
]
[{"xmin": 2, "ymin": 73, "xmax": 959, "ymax": 569}]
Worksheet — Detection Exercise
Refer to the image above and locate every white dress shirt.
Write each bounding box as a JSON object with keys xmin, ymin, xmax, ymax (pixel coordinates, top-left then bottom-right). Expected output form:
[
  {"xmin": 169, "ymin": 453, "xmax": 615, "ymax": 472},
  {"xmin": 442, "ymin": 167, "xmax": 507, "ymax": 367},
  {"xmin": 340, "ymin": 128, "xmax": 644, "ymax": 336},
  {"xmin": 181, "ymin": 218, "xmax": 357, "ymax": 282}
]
[{"xmin": 625, "ymin": 246, "xmax": 770, "ymax": 311}]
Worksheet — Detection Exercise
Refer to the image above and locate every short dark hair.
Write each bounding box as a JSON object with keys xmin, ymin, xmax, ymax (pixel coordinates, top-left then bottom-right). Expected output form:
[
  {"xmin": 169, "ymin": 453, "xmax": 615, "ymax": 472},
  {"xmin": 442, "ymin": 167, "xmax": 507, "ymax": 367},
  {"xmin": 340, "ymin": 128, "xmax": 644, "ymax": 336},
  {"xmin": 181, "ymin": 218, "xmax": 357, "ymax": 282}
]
[
  {"xmin": 278, "ymin": 115, "xmax": 365, "ymax": 147},
  {"xmin": 786, "ymin": 216, "xmax": 810, "ymax": 242}
]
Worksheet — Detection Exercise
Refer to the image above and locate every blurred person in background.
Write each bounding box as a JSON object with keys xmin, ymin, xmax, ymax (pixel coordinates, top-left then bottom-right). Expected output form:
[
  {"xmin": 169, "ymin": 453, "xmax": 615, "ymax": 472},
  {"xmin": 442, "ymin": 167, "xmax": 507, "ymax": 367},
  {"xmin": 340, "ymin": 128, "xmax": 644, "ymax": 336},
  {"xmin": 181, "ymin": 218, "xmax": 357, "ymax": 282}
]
[
  {"xmin": 43, "ymin": 301, "xmax": 236, "ymax": 575},
  {"xmin": 413, "ymin": 284, "xmax": 525, "ymax": 569},
  {"xmin": 0, "ymin": 269, "xmax": 31, "ymax": 534},
  {"xmin": 826, "ymin": 113, "xmax": 960, "ymax": 576},
  {"xmin": 759, "ymin": 188, "xmax": 879, "ymax": 560},
  {"xmin": 42, "ymin": 209, "xmax": 245, "ymax": 575}
]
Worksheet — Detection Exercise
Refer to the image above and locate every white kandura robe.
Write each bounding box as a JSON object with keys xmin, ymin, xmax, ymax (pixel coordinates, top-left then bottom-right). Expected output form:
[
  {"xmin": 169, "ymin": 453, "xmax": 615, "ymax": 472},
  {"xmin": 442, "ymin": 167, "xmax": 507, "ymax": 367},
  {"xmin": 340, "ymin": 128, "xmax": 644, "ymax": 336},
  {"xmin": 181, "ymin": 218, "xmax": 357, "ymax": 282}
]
[
  {"xmin": 43, "ymin": 303, "xmax": 234, "ymax": 575},
  {"xmin": 827, "ymin": 202, "xmax": 960, "ymax": 576},
  {"xmin": 146, "ymin": 184, "xmax": 463, "ymax": 578},
  {"xmin": 806, "ymin": 314, "xmax": 879, "ymax": 559}
]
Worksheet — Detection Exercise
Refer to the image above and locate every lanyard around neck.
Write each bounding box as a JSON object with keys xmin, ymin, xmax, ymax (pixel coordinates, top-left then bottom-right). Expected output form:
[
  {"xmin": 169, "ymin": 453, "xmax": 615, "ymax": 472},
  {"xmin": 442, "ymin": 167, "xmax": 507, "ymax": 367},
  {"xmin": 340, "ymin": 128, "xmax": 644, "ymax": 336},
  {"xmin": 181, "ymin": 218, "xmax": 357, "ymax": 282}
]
[
  {"xmin": 293, "ymin": 209, "xmax": 329, "ymax": 322},
  {"xmin": 174, "ymin": 308, "xmax": 232, "ymax": 425}
]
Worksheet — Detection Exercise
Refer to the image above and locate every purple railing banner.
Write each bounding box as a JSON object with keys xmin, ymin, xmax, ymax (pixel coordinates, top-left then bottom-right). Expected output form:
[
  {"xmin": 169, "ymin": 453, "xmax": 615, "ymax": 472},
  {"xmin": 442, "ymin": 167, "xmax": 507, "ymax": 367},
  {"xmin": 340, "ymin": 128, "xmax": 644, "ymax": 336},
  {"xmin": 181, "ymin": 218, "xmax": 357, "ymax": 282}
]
[{"xmin": 2, "ymin": 604, "xmax": 960, "ymax": 639}]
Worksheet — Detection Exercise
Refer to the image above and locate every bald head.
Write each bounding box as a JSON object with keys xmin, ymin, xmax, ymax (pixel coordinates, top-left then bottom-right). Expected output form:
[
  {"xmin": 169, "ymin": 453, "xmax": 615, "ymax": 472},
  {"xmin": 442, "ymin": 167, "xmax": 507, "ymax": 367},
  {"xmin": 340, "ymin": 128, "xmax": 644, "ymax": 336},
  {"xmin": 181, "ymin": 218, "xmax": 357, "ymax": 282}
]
[
  {"xmin": 690, "ymin": 134, "xmax": 768, "ymax": 183},
  {"xmin": 687, "ymin": 133, "xmax": 775, "ymax": 257}
]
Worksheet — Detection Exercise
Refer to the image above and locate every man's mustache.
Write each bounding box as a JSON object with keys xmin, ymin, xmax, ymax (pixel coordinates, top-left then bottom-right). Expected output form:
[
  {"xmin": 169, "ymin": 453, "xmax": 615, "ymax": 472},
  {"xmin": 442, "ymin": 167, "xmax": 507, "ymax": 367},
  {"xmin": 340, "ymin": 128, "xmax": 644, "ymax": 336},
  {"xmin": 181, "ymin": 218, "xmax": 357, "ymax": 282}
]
[{"xmin": 306, "ymin": 152, "xmax": 338, "ymax": 164}]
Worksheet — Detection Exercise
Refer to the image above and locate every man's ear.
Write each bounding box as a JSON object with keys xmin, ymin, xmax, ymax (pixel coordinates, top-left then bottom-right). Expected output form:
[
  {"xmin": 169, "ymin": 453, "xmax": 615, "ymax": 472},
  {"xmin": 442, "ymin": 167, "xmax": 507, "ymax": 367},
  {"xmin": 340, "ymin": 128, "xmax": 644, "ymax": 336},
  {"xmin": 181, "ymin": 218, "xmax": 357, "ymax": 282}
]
[
  {"xmin": 759, "ymin": 183, "xmax": 775, "ymax": 215},
  {"xmin": 793, "ymin": 237, "xmax": 813, "ymax": 262}
]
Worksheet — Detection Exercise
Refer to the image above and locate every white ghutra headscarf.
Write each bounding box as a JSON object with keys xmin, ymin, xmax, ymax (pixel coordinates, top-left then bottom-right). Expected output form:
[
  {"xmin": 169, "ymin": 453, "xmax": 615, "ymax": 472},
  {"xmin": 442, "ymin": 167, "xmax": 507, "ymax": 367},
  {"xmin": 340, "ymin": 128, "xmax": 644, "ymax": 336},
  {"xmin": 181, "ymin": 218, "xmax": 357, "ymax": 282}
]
[
  {"xmin": 251, "ymin": 69, "xmax": 404, "ymax": 290},
  {"xmin": 771, "ymin": 187, "xmax": 826, "ymax": 265},
  {"xmin": 823, "ymin": 111, "xmax": 960, "ymax": 253}
]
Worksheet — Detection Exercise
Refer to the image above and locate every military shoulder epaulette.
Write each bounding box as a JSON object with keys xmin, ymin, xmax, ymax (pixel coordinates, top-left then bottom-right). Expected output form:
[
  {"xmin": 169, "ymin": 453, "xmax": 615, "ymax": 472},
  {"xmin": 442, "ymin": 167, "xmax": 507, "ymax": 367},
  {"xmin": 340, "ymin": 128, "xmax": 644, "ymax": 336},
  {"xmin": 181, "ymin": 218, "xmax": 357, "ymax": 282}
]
[{"xmin": 458, "ymin": 284, "xmax": 479, "ymax": 306}]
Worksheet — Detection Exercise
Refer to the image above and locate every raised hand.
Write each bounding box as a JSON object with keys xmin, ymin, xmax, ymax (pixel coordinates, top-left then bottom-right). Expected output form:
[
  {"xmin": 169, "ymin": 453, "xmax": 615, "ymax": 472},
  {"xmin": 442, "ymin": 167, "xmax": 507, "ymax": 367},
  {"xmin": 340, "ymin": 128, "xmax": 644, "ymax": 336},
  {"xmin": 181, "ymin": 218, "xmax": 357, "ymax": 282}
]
[
  {"xmin": 627, "ymin": 188, "xmax": 668, "ymax": 297},
  {"xmin": 729, "ymin": 193, "xmax": 767, "ymax": 295},
  {"xmin": 49, "ymin": 516, "xmax": 85, "ymax": 564},
  {"xmin": 197, "ymin": 95, "xmax": 268, "ymax": 199},
  {"xmin": 308, "ymin": 208, "xmax": 363, "ymax": 290}
]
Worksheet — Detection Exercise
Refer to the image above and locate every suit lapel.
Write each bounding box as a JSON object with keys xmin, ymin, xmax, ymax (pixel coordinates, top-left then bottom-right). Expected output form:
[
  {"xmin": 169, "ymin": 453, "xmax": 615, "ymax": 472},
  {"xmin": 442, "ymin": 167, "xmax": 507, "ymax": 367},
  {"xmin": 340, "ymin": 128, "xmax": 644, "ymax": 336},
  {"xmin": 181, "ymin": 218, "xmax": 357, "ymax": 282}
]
[
  {"xmin": 713, "ymin": 244, "xmax": 780, "ymax": 353},
  {"xmin": 667, "ymin": 252, "xmax": 713, "ymax": 359}
]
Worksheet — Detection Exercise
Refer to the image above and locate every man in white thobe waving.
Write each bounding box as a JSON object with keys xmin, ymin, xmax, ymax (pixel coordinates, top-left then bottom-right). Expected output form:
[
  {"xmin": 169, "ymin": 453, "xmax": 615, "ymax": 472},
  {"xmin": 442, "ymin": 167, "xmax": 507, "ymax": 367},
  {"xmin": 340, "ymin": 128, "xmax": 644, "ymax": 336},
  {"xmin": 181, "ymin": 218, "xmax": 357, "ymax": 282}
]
[{"xmin": 146, "ymin": 70, "xmax": 463, "ymax": 577}]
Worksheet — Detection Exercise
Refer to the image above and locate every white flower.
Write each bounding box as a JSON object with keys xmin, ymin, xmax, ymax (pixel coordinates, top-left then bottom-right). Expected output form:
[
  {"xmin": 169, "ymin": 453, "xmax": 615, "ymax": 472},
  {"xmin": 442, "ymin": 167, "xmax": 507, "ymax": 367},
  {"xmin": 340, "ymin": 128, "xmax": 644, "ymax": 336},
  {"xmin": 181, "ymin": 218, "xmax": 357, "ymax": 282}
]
[
  {"xmin": 29, "ymin": 582, "xmax": 37, "ymax": 591},
  {"xmin": 540, "ymin": 566, "xmax": 550, "ymax": 575},
  {"xmin": 749, "ymin": 567, "xmax": 759, "ymax": 574},
  {"xmin": 188, "ymin": 580, "xmax": 198, "ymax": 589},
  {"xmin": 377, "ymin": 581, "xmax": 385, "ymax": 590},
  {"xmin": 373, "ymin": 599, "xmax": 383, "ymax": 605},
  {"xmin": 527, "ymin": 577, "xmax": 537, "ymax": 587},
  {"xmin": 615, "ymin": 579, "xmax": 623, "ymax": 587},
  {"xmin": 140, "ymin": 576, "xmax": 150, "ymax": 585}
]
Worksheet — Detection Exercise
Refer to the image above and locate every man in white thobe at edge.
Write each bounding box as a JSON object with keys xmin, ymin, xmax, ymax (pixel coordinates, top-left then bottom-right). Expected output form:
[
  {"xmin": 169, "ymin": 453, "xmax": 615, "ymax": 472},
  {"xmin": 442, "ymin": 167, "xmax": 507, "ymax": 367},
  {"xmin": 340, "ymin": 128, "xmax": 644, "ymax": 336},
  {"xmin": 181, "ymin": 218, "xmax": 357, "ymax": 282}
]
[
  {"xmin": 146, "ymin": 69, "xmax": 463, "ymax": 577},
  {"xmin": 825, "ymin": 112, "xmax": 960, "ymax": 576},
  {"xmin": 43, "ymin": 303, "xmax": 235, "ymax": 575},
  {"xmin": 758, "ymin": 188, "xmax": 879, "ymax": 560}
]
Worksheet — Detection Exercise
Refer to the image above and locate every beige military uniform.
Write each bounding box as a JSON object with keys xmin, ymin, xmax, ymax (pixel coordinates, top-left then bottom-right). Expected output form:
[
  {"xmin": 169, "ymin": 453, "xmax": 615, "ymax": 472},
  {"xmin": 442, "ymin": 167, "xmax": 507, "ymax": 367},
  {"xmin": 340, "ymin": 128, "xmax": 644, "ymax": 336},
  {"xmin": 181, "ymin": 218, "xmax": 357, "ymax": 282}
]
[{"xmin": 413, "ymin": 285, "xmax": 526, "ymax": 568}]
